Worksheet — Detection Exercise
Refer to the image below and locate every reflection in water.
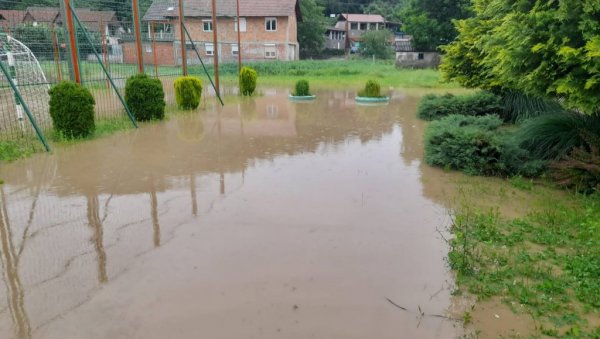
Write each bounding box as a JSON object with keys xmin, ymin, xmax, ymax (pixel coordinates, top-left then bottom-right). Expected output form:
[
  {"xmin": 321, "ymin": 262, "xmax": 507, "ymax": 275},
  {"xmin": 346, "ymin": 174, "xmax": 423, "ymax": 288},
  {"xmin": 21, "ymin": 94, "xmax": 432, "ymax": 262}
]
[
  {"xmin": 0, "ymin": 88, "xmax": 463, "ymax": 339},
  {"xmin": 0, "ymin": 187, "xmax": 31, "ymax": 339},
  {"xmin": 86, "ymin": 194, "xmax": 107, "ymax": 284},
  {"xmin": 150, "ymin": 190, "xmax": 160, "ymax": 248}
]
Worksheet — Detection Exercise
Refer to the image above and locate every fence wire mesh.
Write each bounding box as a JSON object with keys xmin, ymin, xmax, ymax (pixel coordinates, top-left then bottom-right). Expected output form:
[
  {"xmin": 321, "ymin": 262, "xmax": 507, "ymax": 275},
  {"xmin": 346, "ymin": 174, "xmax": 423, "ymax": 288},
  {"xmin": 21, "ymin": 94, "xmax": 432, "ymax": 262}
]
[{"xmin": 0, "ymin": 0, "xmax": 299, "ymax": 151}]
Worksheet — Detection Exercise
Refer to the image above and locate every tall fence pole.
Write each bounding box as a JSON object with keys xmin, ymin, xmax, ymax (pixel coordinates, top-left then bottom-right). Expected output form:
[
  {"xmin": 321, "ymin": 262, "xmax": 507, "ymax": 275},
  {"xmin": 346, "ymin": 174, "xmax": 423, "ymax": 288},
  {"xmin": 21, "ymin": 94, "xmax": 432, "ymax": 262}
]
[
  {"xmin": 150, "ymin": 23, "xmax": 159, "ymax": 77},
  {"xmin": 68, "ymin": 5, "xmax": 139, "ymax": 128},
  {"xmin": 51, "ymin": 25, "xmax": 62, "ymax": 82},
  {"xmin": 0, "ymin": 59, "xmax": 50, "ymax": 152},
  {"xmin": 236, "ymin": 0, "xmax": 242, "ymax": 73},
  {"xmin": 99, "ymin": 20, "xmax": 110, "ymax": 89},
  {"xmin": 132, "ymin": 0, "xmax": 145, "ymax": 73},
  {"xmin": 211, "ymin": 0, "xmax": 220, "ymax": 96},
  {"xmin": 62, "ymin": 0, "xmax": 81, "ymax": 83},
  {"xmin": 178, "ymin": 0, "xmax": 187, "ymax": 75}
]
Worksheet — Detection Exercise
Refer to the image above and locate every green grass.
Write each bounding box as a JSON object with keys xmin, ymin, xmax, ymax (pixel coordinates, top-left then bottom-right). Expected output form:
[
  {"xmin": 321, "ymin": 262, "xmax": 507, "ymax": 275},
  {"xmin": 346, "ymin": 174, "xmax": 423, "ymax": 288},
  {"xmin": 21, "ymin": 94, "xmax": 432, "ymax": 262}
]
[
  {"xmin": 50, "ymin": 116, "xmax": 134, "ymax": 144},
  {"xmin": 0, "ymin": 139, "xmax": 38, "ymax": 162},
  {"xmin": 194, "ymin": 59, "xmax": 457, "ymax": 89},
  {"xmin": 450, "ymin": 184, "xmax": 600, "ymax": 337}
]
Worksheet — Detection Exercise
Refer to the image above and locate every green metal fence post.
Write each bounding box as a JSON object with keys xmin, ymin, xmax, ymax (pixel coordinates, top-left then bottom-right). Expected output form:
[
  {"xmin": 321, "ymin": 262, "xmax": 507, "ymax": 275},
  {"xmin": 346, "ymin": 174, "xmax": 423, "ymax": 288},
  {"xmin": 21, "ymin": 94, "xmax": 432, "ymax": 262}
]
[
  {"xmin": 67, "ymin": 4, "xmax": 139, "ymax": 128},
  {"xmin": 0, "ymin": 59, "xmax": 51, "ymax": 152},
  {"xmin": 182, "ymin": 23, "xmax": 224, "ymax": 106}
]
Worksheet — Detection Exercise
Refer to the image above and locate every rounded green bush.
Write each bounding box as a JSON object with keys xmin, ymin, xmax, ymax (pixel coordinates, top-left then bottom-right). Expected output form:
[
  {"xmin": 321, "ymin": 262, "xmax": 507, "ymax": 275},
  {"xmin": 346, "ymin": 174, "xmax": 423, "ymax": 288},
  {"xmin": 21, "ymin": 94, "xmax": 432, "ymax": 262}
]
[
  {"xmin": 239, "ymin": 66, "xmax": 257, "ymax": 96},
  {"xmin": 125, "ymin": 74, "xmax": 166, "ymax": 121},
  {"xmin": 174, "ymin": 76, "xmax": 203, "ymax": 110},
  {"xmin": 358, "ymin": 80, "xmax": 382, "ymax": 98},
  {"xmin": 293, "ymin": 79, "xmax": 311, "ymax": 96},
  {"xmin": 48, "ymin": 81, "xmax": 95, "ymax": 138}
]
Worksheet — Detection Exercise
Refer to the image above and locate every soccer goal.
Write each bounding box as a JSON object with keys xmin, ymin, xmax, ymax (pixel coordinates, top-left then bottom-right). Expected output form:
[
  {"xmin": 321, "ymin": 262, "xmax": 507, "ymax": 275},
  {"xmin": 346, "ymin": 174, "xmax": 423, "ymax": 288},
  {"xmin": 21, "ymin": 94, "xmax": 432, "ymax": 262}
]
[{"xmin": 0, "ymin": 33, "xmax": 51, "ymax": 150}]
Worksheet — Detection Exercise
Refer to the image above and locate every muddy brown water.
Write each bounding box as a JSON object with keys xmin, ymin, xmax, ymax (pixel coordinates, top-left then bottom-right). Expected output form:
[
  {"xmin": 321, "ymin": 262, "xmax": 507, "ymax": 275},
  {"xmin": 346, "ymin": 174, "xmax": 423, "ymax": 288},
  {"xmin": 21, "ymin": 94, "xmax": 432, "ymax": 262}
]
[{"xmin": 0, "ymin": 88, "xmax": 467, "ymax": 339}]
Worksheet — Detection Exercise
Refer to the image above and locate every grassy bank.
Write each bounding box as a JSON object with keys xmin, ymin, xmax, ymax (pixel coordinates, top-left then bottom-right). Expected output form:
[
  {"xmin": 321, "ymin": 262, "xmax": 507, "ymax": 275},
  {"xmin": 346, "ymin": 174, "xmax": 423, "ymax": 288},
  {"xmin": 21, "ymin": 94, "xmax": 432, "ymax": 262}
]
[
  {"xmin": 449, "ymin": 178, "xmax": 600, "ymax": 337},
  {"xmin": 196, "ymin": 59, "xmax": 456, "ymax": 89}
]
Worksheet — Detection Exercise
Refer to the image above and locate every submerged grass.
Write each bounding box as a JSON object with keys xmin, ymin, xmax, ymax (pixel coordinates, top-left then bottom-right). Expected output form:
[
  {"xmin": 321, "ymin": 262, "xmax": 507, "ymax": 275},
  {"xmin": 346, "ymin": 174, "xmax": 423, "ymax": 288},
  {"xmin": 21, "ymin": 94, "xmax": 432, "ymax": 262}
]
[
  {"xmin": 0, "ymin": 139, "xmax": 38, "ymax": 162},
  {"xmin": 51, "ymin": 116, "xmax": 134, "ymax": 144},
  {"xmin": 449, "ymin": 181, "xmax": 600, "ymax": 337}
]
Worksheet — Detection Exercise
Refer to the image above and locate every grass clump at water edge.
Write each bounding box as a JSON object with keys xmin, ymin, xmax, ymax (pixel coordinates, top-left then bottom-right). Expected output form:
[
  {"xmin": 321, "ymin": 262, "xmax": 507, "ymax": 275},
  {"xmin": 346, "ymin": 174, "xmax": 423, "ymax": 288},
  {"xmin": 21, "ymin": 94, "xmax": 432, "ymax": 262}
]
[{"xmin": 449, "ymin": 188, "xmax": 600, "ymax": 338}]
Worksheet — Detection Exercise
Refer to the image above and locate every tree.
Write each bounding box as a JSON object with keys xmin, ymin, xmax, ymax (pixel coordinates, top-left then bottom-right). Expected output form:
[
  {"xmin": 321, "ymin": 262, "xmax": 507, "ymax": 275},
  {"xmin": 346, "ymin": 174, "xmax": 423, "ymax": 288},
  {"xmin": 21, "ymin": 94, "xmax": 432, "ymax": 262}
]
[
  {"xmin": 363, "ymin": 0, "xmax": 407, "ymax": 23},
  {"xmin": 360, "ymin": 29, "xmax": 393, "ymax": 59},
  {"xmin": 298, "ymin": 0, "xmax": 327, "ymax": 58},
  {"xmin": 400, "ymin": 0, "xmax": 471, "ymax": 51},
  {"xmin": 441, "ymin": 0, "xmax": 600, "ymax": 114}
]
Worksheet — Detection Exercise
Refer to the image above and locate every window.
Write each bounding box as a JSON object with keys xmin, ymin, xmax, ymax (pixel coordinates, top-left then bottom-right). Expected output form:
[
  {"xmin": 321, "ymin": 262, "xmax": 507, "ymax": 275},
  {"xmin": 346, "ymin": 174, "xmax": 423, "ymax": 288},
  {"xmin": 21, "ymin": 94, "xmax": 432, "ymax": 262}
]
[
  {"xmin": 145, "ymin": 43, "xmax": 152, "ymax": 53},
  {"xmin": 265, "ymin": 17, "xmax": 277, "ymax": 31},
  {"xmin": 205, "ymin": 43, "xmax": 214, "ymax": 56},
  {"xmin": 350, "ymin": 22, "xmax": 358, "ymax": 30},
  {"xmin": 418, "ymin": 53, "xmax": 424, "ymax": 60},
  {"xmin": 203, "ymin": 20, "xmax": 212, "ymax": 32},
  {"xmin": 232, "ymin": 44, "xmax": 239, "ymax": 56},
  {"xmin": 234, "ymin": 17, "xmax": 246, "ymax": 32},
  {"xmin": 360, "ymin": 23, "xmax": 367, "ymax": 30},
  {"xmin": 264, "ymin": 44, "xmax": 276, "ymax": 58}
]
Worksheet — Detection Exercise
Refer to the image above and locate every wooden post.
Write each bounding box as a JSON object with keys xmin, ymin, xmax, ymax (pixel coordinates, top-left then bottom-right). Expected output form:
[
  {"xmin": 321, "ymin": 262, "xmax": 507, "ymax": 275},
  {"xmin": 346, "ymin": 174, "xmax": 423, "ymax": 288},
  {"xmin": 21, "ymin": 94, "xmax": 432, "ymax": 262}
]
[
  {"xmin": 51, "ymin": 25, "xmax": 62, "ymax": 82},
  {"xmin": 132, "ymin": 0, "xmax": 145, "ymax": 73},
  {"xmin": 236, "ymin": 0, "xmax": 242, "ymax": 73},
  {"xmin": 178, "ymin": 0, "xmax": 187, "ymax": 75},
  {"xmin": 211, "ymin": 0, "xmax": 219, "ymax": 96},
  {"xmin": 150, "ymin": 23, "xmax": 159, "ymax": 77},
  {"xmin": 63, "ymin": 0, "xmax": 81, "ymax": 83}
]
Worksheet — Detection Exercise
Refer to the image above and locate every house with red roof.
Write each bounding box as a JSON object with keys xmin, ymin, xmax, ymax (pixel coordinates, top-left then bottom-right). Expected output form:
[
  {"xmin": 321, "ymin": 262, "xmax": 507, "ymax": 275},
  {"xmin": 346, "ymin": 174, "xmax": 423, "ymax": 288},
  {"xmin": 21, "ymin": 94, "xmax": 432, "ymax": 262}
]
[
  {"xmin": 132, "ymin": 0, "xmax": 301, "ymax": 65},
  {"xmin": 0, "ymin": 10, "xmax": 26, "ymax": 31},
  {"xmin": 325, "ymin": 13, "xmax": 397, "ymax": 53}
]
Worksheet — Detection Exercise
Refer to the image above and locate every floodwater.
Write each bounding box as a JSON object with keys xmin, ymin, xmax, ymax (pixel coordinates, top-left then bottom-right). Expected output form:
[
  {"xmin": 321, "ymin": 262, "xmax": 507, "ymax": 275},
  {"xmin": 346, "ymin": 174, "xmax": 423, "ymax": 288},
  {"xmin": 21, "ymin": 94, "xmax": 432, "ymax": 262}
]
[{"xmin": 0, "ymin": 88, "xmax": 466, "ymax": 339}]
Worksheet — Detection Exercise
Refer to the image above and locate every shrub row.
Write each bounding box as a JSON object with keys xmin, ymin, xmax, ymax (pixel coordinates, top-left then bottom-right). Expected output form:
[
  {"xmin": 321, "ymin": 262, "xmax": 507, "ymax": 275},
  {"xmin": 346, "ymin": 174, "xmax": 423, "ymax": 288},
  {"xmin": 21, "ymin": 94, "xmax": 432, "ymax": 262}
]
[
  {"xmin": 424, "ymin": 114, "xmax": 545, "ymax": 177},
  {"xmin": 417, "ymin": 92, "xmax": 503, "ymax": 121}
]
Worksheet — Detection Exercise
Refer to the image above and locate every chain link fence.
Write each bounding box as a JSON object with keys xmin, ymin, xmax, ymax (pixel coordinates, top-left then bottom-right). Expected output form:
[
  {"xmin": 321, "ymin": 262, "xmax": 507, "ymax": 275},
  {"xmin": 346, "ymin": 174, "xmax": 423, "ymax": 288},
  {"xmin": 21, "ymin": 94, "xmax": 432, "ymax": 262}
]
[{"xmin": 1, "ymin": 0, "xmax": 299, "ymax": 152}]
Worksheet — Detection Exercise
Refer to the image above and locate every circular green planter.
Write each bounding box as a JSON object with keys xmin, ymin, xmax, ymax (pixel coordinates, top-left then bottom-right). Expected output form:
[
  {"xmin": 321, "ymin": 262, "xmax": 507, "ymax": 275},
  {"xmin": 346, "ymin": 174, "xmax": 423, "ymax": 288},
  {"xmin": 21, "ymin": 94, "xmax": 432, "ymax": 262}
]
[
  {"xmin": 288, "ymin": 94, "xmax": 316, "ymax": 101},
  {"xmin": 355, "ymin": 96, "xmax": 390, "ymax": 104}
]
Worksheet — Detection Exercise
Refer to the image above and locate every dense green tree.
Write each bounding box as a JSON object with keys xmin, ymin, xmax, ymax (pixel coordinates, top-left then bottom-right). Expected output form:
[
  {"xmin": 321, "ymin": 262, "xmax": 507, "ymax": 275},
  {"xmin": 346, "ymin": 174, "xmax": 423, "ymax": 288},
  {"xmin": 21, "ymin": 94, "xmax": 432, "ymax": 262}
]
[
  {"xmin": 359, "ymin": 29, "xmax": 393, "ymax": 59},
  {"xmin": 317, "ymin": 0, "xmax": 372, "ymax": 16},
  {"xmin": 400, "ymin": 0, "xmax": 471, "ymax": 51},
  {"xmin": 441, "ymin": 0, "xmax": 600, "ymax": 114},
  {"xmin": 298, "ymin": 0, "xmax": 327, "ymax": 58},
  {"xmin": 362, "ymin": 0, "xmax": 407, "ymax": 23}
]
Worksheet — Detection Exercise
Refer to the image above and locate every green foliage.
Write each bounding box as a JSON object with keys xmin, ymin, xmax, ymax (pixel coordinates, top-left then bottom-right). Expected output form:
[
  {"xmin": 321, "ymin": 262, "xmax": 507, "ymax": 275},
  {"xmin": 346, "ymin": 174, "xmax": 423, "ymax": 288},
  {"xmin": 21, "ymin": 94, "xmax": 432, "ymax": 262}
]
[
  {"xmin": 298, "ymin": 0, "xmax": 327, "ymax": 58},
  {"xmin": 125, "ymin": 74, "xmax": 166, "ymax": 121},
  {"xmin": 293, "ymin": 79, "xmax": 311, "ymax": 96},
  {"xmin": 417, "ymin": 92, "xmax": 503, "ymax": 121},
  {"xmin": 13, "ymin": 24, "xmax": 101, "ymax": 61},
  {"xmin": 425, "ymin": 114, "xmax": 545, "ymax": 177},
  {"xmin": 401, "ymin": 0, "xmax": 472, "ymax": 51},
  {"xmin": 500, "ymin": 91, "xmax": 566, "ymax": 123},
  {"xmin": 359, "ymin": 29, "xmax": 393, "ymax": 59},
  {"xmin": 449, "ymin": 192, "xmax": 600, "ymax": 336},
  {"xmin": 363, "ymin": 0, "xmax": 407, "ymax": 23},
  {"xmin": 358, "ymin": 80, "xmax": 383, "ymax": 98},
  {"xmin": 441, "ymin": 0, "xmax": 600, "ymax": 114},
  {"xmin": 0, "ymin": 140, "xmax": 36, "ymax": 162},
  {"xmin": 174, "ymin": 76, "xmax": 203, "ymax": 110},
  {"xmin": 515, "ymin": 112, "xmax": 600, "ymax": 161},
  {"xmin": 239, "ymin": 67, "xmax": 257, "ymax": 96},
  {"xmin": 49, "ymin": 81, "xmax": 95, "ymax": 139}
]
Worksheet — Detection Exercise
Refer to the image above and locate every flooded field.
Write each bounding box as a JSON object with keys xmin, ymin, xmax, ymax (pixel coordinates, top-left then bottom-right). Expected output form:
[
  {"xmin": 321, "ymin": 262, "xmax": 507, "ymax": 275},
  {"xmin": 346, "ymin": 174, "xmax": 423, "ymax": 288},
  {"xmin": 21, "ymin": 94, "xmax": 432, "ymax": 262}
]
[{"xmin": 0, "ymin": 88, "xmax": 468, "ymax": 339}]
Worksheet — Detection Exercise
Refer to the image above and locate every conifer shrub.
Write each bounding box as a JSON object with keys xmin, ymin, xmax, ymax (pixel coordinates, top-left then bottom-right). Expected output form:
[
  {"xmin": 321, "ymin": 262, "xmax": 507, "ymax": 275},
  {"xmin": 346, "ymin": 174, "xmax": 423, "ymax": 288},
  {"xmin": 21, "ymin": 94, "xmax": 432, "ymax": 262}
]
[
  {"xmin": 239, "ymin": 67, "xmax": 257, "ymax": 96},
  {"xmin": 48, "ymin": 81, "xmax": 95, "ymax": 138},
  {"xmin": 417, "ymin": 92, "xmax": 503, "ymax": 121},
  {"xmin": 293, "ymin": 79, "xmax": 311, "ymax": 96},
  {"xmin": 424, "ymin": 114, "xmax": 545, "ymax": 177},
  {"xmin": 125, "ymin": 74, "xmax": 165, "ymax": 121},
  {"xmin": 174, "ymin": 76, "xmax": 203, "ymax": 110},
  {"xmin": 358, "ymin": 79, "xmax": 383, "ymax": 98}
]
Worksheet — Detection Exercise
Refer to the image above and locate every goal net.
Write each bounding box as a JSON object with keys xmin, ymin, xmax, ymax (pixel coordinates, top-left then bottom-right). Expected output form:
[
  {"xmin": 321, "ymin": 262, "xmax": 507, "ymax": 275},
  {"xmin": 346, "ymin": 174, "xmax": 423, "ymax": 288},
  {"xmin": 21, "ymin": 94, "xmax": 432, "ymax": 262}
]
[{"xmin": 0, "ymin": 33, "xmax": 51, "ymax": 136}]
